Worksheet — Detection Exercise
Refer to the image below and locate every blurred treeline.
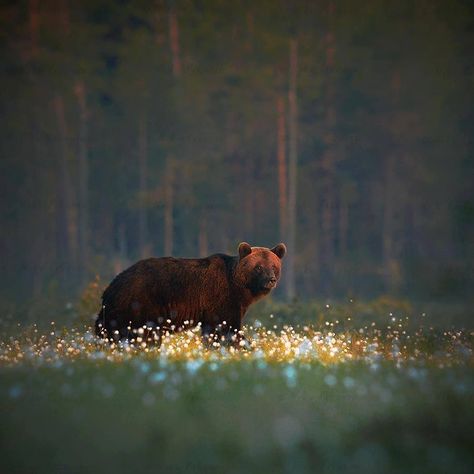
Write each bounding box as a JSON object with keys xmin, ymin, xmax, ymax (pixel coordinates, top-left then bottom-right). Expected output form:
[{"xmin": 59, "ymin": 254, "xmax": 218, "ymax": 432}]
[{"xmin": 1, "ymin": 0, "xmax": 473, "ymax": 314}]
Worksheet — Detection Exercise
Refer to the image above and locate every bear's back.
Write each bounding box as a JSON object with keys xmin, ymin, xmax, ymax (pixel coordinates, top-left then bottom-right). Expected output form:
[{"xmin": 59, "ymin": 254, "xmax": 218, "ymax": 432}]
[{"xmin": 102, "ymin": 253, "xmax": 237, "ymax": 309}]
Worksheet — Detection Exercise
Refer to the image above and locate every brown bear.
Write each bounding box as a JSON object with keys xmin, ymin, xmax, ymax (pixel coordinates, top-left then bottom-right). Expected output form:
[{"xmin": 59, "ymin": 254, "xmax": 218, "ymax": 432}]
[{"xmin": 95, "ymin": 242, "xmax": 286, "ymax": 345}]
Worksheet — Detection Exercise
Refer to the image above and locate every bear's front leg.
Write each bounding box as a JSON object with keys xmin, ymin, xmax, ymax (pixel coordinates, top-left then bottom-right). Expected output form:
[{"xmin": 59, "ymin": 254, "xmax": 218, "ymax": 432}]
[
  {"xmin": 200, "ymin": 309, "xmax": 248, "ymax": 349},
  {"xmin": 218, "ymin": 309, "xmax": 249, "ymax": 349},
  {"xmin": 200, "ymin": 321, "xmax": 220, "ymax": 348}
]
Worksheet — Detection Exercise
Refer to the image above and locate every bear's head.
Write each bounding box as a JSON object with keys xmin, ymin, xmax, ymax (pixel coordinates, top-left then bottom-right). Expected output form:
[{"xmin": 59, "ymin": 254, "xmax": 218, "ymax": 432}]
[{"xmin": 235, "ymin": 242, "xmax": 286, "ymax": 296}]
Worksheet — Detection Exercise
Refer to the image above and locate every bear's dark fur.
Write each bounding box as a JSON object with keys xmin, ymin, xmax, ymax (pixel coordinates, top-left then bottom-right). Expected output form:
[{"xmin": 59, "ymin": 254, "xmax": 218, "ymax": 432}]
[{"xmin": 95, "ymin": 242, "xmax": 286, "ymax": 344}]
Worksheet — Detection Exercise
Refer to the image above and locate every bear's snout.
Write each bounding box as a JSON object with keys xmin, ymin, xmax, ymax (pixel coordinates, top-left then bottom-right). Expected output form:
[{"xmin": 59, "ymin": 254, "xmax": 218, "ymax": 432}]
[
  {"xmin": 267, "ymin": 277, "xmax": 277, "ymax": 288},
  {"xmin": 264, "ymin": 276, "xmax": 277, "ymax": 289}
]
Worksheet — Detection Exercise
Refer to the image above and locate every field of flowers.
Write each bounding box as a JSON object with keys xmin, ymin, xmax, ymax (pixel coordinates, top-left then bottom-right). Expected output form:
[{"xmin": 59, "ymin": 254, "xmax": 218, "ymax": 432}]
[{"xmin": 0, "ymin": 312, "xmax": 473, "ymax": 473}]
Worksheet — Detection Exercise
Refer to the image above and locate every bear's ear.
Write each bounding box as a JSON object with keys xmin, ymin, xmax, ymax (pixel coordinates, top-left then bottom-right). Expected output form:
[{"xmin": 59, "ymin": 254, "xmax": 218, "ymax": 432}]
[
  {"xmin": 271, "ymin": 243, "xmax": 286, "ymax": 259},
  {"xmin": 238, "ymin": 242, "xmax": 252, "ymax": 260}
]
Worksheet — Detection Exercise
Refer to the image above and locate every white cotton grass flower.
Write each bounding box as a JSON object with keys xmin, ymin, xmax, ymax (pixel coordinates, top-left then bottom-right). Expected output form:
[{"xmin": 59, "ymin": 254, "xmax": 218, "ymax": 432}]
[
  {"xmin": 9, "ymin": 385, "xmax": 22, "ymax": 398},
  {"xmin": 296, "ymin": 339, "xmax": 313, "ymax": 358},
  {"xmin": 282, "ymin": 365, "xmax": 297, "ymax": 387},
  {"xmin": 185, "ymin": 359, "xmax": 204, "ymax": 375},
  {"xmin": 343, "ymin": 376, "xmax": 355, "ymax": 389},
  {"xmin": 0, "ymin": 317, "xmax": 472, "ymax": 376},
  {"xmin": 324, "ymin": 374, "xmax": 337, "ymax": 386},
  {"xmin": 149, "ymin": 372, "xmax": 167, "ymax": 384}
]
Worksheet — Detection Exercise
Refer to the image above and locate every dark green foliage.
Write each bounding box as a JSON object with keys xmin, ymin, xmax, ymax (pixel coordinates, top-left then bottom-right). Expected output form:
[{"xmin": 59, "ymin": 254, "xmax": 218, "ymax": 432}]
[
  {"xmin": 1, "ymin": 360, "xmax": 473, "ymax": 474},
  {"xmin": 0, "ymin": 0, "xmax": 473, "ymax": 316}
]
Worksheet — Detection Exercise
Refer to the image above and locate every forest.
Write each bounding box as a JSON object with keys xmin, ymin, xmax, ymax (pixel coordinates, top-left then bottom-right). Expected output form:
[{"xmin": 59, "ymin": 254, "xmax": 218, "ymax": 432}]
[
  {"xmin": 1, "ymin": 0, "xmax": 473, "ymax": 315},
  {"xmin": 1, "ymin": 3, "xmax": 474, "ymax": 473}
]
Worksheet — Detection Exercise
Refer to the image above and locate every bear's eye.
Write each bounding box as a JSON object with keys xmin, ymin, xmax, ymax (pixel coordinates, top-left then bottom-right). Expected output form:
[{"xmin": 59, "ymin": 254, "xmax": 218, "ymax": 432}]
[{"xmin": 255, "ymin": 264, "xmax": 263, "ymax": 272}]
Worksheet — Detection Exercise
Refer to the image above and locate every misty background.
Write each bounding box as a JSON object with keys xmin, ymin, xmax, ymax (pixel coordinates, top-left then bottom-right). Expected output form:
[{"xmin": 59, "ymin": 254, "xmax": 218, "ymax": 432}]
[{"xmin": 1, "ymin": 0, "xmax": 473, "ymax": 320}]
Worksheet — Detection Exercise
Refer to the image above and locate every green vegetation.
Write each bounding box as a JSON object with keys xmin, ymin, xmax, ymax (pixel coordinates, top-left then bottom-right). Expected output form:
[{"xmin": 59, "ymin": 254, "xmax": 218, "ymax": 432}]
[
  {"xmin": 1, "ymin": 316, "xmax": 473, "ymax": 473},
  {"xmin": 1, "ymin": 356, "xmax": 473, "ymax": 473},
  {"xmin": 1, "ymin": 0, "xmax": 473, "ymax": 309}
]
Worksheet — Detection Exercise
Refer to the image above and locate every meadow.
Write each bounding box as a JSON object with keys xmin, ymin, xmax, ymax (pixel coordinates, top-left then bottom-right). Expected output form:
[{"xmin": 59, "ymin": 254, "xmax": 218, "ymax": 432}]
[
  {"xmin": 1, "ymin": 302, "xmax": 473, "ymax": 474},
  {"xmin": 2, "ymin": 1, "xmax": 473, "ymax": 472}
]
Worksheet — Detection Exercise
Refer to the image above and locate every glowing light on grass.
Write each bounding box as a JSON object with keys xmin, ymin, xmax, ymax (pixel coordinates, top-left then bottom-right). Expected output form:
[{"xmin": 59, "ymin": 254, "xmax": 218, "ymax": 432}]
[{"xmin": 0, "ymin": 318, "xmax": 473, "ymax": 371}]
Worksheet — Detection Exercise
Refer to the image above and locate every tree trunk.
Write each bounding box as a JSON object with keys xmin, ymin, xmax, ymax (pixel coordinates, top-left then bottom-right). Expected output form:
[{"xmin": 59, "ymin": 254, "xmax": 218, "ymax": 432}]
[
  {"xmin": 303, "ymin": 185, "xmax": 320, "ymax": 296},
  {"xmin": 320, "ymin": 1, "xmax": 337, "ymax": 293},
  {"xmin": 244, "ymin": 156, "xmax": 255, "ymax": 239},
  {"xmin": 168, "ymin": 7, "xmax": 181, "ymax": 77},
  {"xmin": 54, "ymin": 95, "xmax": 77, "ymax": 281},
  {"xmin": 153, "ymin": 0, "xmax": 166, "ymax": 46},
  {"xmin": 198, "ymin": 212, "xmax": 208, "ymax": 257},
  {"xmin": 277, "ymin": 95, "xmax": 287, "ymax": 241},
  {"xmin": 165, "ymin": 5, "xmax": 180, "ymax": 256},
  {"xmin": 286, "ymin": 38, "xmax": 298, "ymax": 301},
  {"xmin": 74, "ymin": 80, "xmax": 89, "ymax": 280},
  {"xmin": 383, "ymin": 154, "xmax": 400, "ymax": 293},
  {"xmin": 383, "ymin": 71, "xmax": 402, "ymax": 294},
  {"xmin": 113, "ymin": 222, "xmax": 128, "ymax": 275},
  {"xmin": 138, "ymin": 111, "xmax": 149, "ymax": 258},
  {"xmin": 58, "ymin": 0, "xmax": 70, "ymax": 36},
  {"xmin": 164, "ymin": 157, "xmax": 174, "ymax": 256},
  {"xmin": 338, "ymin": 193, "xmax": 348, "ymax": 259},
  {"xmin": 28, "ymin": 0, "xmax": 39, "ymax": 58}
]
